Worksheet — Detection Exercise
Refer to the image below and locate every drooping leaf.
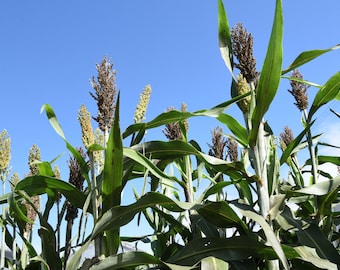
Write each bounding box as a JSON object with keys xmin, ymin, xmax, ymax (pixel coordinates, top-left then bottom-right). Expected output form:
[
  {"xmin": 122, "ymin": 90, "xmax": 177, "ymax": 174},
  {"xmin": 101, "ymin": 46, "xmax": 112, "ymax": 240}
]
[
  {"xmin": 122, "ymin": 93, "xmax": 250, "ymax": 139},
  {"xmin": 249, "ymin": 0, "xmax": 283, "ymax": 147},
  {"xmin": 15, "ymin": 176, "xmax": 87, "ymax": 210},
  {"xmin": 41, "ymin": 104, "xmax": 90, "ymax": 185},
  {"xmin": 168, "ymin": 236, "xmax": 297, "ymax": 267},
  {"xmin": 217, "ymin": 114, "xmax": 248, "ymax": 146},
  {"xmin": 234, "ymin": 203, "xmax": 290, "ymax": 270},
  {"xmin": 294, "ymin": 246, "xmax": 337, "ymax": 270},
  {"xmin": 294, "ymin": 176, "xmax": 340, "ymax": 196},
  {"xmin": 89, "ymin": 252, "xmax": 166, "ymax": 270},
  {"xmin": 196, "ymin": 201, "xmax": 249, "ymax": 234},
  {"xmin": 308, "ymin": 72, "xmax": 340, "ymax": 121},
  {"xmin": 282, "ymin": 44, "xmax": 340, "ymax": 75},
  {"xmin": 92, "ymin": 192, "xmax": 191, "ymax": 239},
  {"xmin": 296, "ymin": 223, "xmax": 340, "ymax": 265}
]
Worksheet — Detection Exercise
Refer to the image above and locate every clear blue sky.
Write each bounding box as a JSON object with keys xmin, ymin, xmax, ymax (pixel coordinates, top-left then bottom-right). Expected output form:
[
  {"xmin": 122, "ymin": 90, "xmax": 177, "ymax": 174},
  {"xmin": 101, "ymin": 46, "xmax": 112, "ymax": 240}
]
[{"xmin": 1, "ymin": 1, "xmax": 340, "ymax": 200}]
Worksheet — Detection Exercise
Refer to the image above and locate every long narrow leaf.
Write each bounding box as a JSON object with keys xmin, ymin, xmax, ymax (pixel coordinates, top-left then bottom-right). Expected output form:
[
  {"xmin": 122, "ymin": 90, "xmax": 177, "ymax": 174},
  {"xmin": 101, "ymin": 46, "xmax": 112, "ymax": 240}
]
[
  {"xmin": 249, "ymin": 0, "xmax": 283, "ymax": 147},
  {"xmin": 41, "ymin": 104, "xmax": 90, "ymax": 185},
  {"xmin": 234, "ymin": 204, "xmax": 290, "ymax": 270},
  {"xmin": 102, "ymin": 93, "xmax": 123, "ymax": 255},
  {"xmin": 15, "ymin": 176, "xmax": 87, "ymax": 210},
  {"xmin": 89, "ymin": 252, "xmax": 165, "ymax": 270},
  {"xmin": 92, "ymin": 192, "xmax": 192, "ymax": 239},
  {"xmin": 308, "ymin": 72, "xmax": 340, "ymax": 120},
  {"xmin": 217, "ymin": 114, "xmax": 248, "ymax": 146},
  {"xmin": 282, "ymin": 44, "xmax": 340, "ymax": 74},
  {"xmin": 122, "ymin": 93, "xmax": 250, "ymax": 138}
]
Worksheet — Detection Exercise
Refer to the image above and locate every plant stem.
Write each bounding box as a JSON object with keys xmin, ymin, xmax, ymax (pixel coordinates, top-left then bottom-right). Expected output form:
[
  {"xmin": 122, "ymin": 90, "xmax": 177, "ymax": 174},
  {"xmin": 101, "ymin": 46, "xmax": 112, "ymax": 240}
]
[
  {"xmin": 253, "ymin": 121, "xmax": 270, "ymax": 219},
  {"xmin": 89, "ymin": 151, "xmax": 101, "ymax": 257},
  {"xmin": 303, "ymin": 110, "xmax": 318, "ymax": 185}
]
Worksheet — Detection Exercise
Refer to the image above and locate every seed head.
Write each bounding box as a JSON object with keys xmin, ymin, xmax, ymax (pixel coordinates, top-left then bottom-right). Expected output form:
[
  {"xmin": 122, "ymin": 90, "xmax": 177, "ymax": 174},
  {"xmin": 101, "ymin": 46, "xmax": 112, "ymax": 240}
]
[
  {"xmin": 134, "ymin": 85, "xmax": 152, "ymax": 123},
  {"xmin": 53, "ymin": 165, "xmax": 62, "ymax": 202},
  {"xmin": 90, "ymin": 56, "xmax": 117, "ymax": 132},
  {"xmin": 28, "ymin": 144, "xmax": 41, "ymax": 176},
  {"xmin": 227, "ymin": 138, "xmax": 238, "ymax": 162},
  {"xmin": 208, "ymin": 127, "xmax": 227, "ymax": 160},
  {"xmin": 65, "ymin": 147, "xmax": 86, "ymax": 221},
  {"xmin": 10, "ymin": 172, "xmax": 19, "ymax": 191},
  {"xmin": 236, "ymin": 73, "xmax": 251, "ymax": 113},
  {"xmin": 163, "ymin": 104, "xmax": 189, "ymax": 141},
  {"xmin": 279, "ymin": 126, "xmax": 294, "ymax": 151},
  {"xmin": 231, "ymin": 23, "xmax": 258, "ymax": 83},
  {"xmin": 288, "ymin": 69, "xmax": 309, "ymax": 111},
  {"xmin": 0, "ymin": 129, "xmax": 11, "ymax": 172},
  {"xmin": 78, "ymin": 105, "xmax": 95, "ymax": 149}
]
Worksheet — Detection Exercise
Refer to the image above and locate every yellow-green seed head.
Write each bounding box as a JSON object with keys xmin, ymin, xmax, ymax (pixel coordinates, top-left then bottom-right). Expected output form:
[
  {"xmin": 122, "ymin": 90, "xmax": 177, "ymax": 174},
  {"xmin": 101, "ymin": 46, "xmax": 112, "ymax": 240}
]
[
  {"xmin": 78, "ymin": 105, "xmax": 95, "ymax": 149},
  {"xmin": 28, "ymin": 145, "xmax": 41, "ymax": 176},
  {"xmin": 134, "ymin": 84, "xmax": 152, "ymax": 123},
  {"xmin": 236, "ymin": 74, "xmax": 251, "ymax": 113},
  {"xmin": 0, "ymin": 129, "xmax": 11, "ymax": 171}
]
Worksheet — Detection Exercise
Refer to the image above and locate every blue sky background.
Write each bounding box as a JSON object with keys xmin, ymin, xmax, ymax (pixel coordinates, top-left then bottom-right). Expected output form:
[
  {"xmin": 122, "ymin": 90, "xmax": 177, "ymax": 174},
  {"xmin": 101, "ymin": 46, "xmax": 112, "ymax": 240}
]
[{"xmin": 1, "ymin": 0, "xmax": 340, "ymax": 252}]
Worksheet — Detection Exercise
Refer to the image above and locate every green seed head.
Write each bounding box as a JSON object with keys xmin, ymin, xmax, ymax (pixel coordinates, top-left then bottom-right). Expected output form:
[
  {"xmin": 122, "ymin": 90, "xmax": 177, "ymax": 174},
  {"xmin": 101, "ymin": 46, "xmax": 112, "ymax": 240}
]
[{"xmin": 236, "ymin": 74, "xmax": 251, "ymax": 113}]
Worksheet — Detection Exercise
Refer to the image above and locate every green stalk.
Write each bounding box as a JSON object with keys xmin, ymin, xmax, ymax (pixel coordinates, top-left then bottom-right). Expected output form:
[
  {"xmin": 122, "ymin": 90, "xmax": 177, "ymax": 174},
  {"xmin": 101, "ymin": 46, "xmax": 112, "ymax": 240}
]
[
  {"xmin": 89, "ymin": 151, "xmax": 101, "ymax": 257},
  {"xmin": 253, "ymin": 122, "xmax": 270, "ymax": 219},
  {"xmin": 303, "ymin": 110, "xmax": 318, "ymax": 185}
]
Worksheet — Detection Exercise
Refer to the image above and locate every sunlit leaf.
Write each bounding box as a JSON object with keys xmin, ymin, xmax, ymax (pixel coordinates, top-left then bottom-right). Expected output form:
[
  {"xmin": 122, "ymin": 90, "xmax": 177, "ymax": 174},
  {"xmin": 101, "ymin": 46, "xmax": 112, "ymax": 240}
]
[
  {"xmin": 234, "ymin": 203, "xmax": 290, "ymax": 270},
  {"xmin": 296, "ymin": 223, "xmax": 340, "ymax": 265},
  {"xmin": 217, "ymin": 114, "xmax": 248, "ymax": 146},
  {"xmin": 249, "ymin": 0, "xmax": 283, "ymax": 147},
  {"xmin": 218, "ymin": 0, "xmax": 235, "ymax": 81},
  {"xmin": 282, "ymin": 44, "xmax": 340, "ymax": 75},
  {"xmin": 294, "ymin": 176, "xmax": 340, "ymax": 196},
  {"xmin": 308, "ymin": 72, "xmax": 340, "ymax": 120},
  {"xmin": 102, "ymin": 93, "xmax": 123, "ymax": 255}
]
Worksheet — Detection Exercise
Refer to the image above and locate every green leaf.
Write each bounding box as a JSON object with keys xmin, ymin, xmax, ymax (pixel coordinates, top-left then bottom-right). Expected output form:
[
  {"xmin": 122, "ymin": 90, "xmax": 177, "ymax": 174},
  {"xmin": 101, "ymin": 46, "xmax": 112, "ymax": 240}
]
[
  {"xmin": 122, "ymin": 93, "xmax": 250, "ymax": 139},
  {"xmin": 38, "ymin": 161, "xmax": 55, "ymax": 177},
  {"xmin": 201, "ymin": 257, "xmax": 229, "ymax": 270},
  {"xmin": 41, "ymin": 104, "xmax": 90, "ymax": 186},
  {"xmin": 92, "ymin": 192, "xmax": 191, "ymax": 239},
  {"xmin": 89, "ymin": 252, "xmax": 165, "ymax": 270},
  {"xmin": 218, "ymin": 0, "xmax": 235, "ymax": 81},
  {"xmin": 196, "ymin": 201, "xmax": 249, "ymax": 235},
  {"xmin": 15, "ymin": 176, "xmax": 87, "ymax": 210},
  {"xmin": 308, "ymin": 72, "xmax": 340, "ymax": 120},
  {"xmin": 234, "ymin": 203, "xmax": 290, "ymax": 270},
  {"xmin": 282, "ymin": 44, "xmax": 340, "ymax": 74},
  {"xmin": 296, "ymin": 223, "xmax": 340, "ymax": 265},
  {"xmin": 294, "ymin": 246, "xmax": 337, "ymax": 270},
  {"xmin": 168, "ymin": 236, "xmax": 297, "ymax": 266},
  {"xmin": 280, "ymin": 121, "xmax": 315, "ymax": 165},
  {"xmin": 249, "ymin": 0, "xmax": 283, "ymax": 147},
  {"xmin": 102, "ymin": 93, "xmax": 123, "ymax": 255},
  {"xmin": 217, "ymin": 114, "xmax": 248, "ymax": 146},
  {"xmin": 305, "ymin": 155, "xmax": 340, "ymax": 166},
  {"xmin": 294, "ymin": 176, "xmax": 340, "ymax": 196}
]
